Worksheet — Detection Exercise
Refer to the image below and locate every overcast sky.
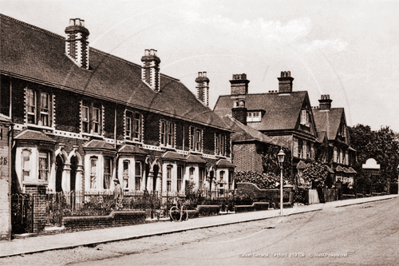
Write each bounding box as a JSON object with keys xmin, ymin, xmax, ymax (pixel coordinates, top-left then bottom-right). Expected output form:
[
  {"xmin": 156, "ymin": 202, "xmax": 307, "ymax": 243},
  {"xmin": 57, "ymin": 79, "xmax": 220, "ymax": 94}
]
[{"xmin": 2, "ymin": 0, "xmax": 399, "ymax": 132}]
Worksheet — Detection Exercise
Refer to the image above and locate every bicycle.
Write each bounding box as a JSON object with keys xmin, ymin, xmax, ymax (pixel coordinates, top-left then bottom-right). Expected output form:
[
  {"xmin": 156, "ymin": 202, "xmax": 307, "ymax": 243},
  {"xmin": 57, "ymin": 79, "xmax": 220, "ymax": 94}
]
[{"xmin": 169, "ymin": 202, "xmax": 189, "ymax": 222}]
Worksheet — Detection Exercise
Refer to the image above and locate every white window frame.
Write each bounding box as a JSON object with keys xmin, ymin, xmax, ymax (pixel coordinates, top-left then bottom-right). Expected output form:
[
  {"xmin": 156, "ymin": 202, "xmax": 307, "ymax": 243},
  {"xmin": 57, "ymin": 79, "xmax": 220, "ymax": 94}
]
[
  {"xmin": 215, "ymin": 133, "xmax": 226, "ymax": 156},
  {"xmin": 81, "ymin": 102, "xmax": 102, "ymax": 135},
  {"xmin": 247, "ymin": 111, "xmax": 262, "ymax": 122},
  {"xmin": 38, "ymin": 151, "xmax": 50, "ymax": 181},
  {"xmin": 160, "ymin": 120, "xmax": 175, "ymax": 147},
  {"xmin": 27, "ymin": 88, "xmax": 36, "ymax": 124},
  {"xmin": 125, "ymin": 111, "xmax": 142, "ymax": 142},
  {"xmin": 90, "ymin": 157, "xmax": 97, "ymax": 189},
  {"xmin": 123, "ymin": 160, "xmax": 130, "ymax": 190},
  {"xmin": 103, "ymin": 157, "xmax": 112, "ymax": 190},
  {"xmin": 40, "ymin": 92, "xmax": 50, "ymax": 127},
  {"xmin": 190, "ymin": 126, "xmax": 203, "ymax": 152},
  {"xmin": 167, "ymin": 165, "xmax": 172, "ymax": 192},
  {"xmin": 82, "ymin": 105, "xmax": 90, "ymax": 133},
  {"xmin": 22, "ymin": 149, "xmax": 32, "ymax": 182},
  {"xmin": 135, "ymin": 161, "xmax": 142, "ymax": 191},
  {"xmin": 93, "ymin": 107, "xmax": 101, "ymax": 134}
]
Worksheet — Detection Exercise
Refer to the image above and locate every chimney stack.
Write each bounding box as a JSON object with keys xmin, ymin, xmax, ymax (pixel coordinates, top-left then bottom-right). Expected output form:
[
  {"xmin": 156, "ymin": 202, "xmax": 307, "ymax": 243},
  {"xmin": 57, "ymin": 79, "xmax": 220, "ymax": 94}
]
[
  {"xmin": 65, "ymin": 18, "xmax": 90, "ymax": 69},
  {"xmin": 319, "ymin": 94, "xmax": 332, "ymax": 110},
  {"xmin": 232, "ymin": 99, "xmax": 247, "ymax": 125},
  {"xmin": 230, "ymin": 74, "xmax": 249, "ymax": 95},
  {"xmin": 195, "ymin": 72, "xmax": 210, "ymax": 107},
  {"xmin": 141, "ymin": 49, "xmax": 161, "ymax": 91},
  {"xmin": 278, "ymin": 71, "xmax": 294, "ymax": 93}
]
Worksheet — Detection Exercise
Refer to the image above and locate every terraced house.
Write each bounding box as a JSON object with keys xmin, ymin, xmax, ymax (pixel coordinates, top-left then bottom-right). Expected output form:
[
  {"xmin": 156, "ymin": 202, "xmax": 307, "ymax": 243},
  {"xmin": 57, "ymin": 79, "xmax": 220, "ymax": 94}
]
[{"xmin": 0, "ymin": 14, "xmax": 235, "ymax": 197}]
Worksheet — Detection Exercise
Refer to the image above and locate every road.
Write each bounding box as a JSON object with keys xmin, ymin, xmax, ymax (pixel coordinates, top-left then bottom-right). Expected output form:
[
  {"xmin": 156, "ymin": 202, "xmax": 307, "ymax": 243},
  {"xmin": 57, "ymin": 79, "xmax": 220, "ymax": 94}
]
[
  {"xmin": 1, "ymin": 198, "xmax": 398, "ymax": 265},
  {"xmin": 73, "ymin": 197, "xmax": 398, "ymax": 266}
]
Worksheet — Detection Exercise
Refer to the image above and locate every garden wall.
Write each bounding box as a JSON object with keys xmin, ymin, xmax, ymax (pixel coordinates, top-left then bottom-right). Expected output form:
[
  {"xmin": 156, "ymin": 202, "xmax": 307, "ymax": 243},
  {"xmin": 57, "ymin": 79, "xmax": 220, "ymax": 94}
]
[
  {"xmin": 63, "ymin": 211, "xmax": 146, "ymax": 232},
  {"xmin": 236, "ymin": 182, "xmax": 293, "ymax": 206},
  {"xmin": 235, "ymin": 202, "xmax": 269, "ymax": 213}
]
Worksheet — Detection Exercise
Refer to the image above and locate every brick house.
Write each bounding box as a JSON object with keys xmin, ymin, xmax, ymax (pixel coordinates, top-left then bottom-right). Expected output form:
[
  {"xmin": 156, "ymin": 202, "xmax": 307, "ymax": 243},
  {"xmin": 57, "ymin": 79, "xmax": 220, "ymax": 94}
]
[
  {"xmin": 312, "ymin": 95, "xmax": 357, "ymax": 186},
  {"xmin": 0, "ymin": 14, "xmax": 235, "ymax": 197},
  {"xmin": 214, "ymin": 72, "xmax": 318, "ymax": 179}
]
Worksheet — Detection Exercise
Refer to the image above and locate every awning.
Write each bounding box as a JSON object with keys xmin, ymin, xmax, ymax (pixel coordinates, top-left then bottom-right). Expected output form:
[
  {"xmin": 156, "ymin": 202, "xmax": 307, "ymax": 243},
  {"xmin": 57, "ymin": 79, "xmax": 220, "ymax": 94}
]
[
  {"xmin": 347, "ymin": 167, "xmax": 357, "ymax": 174},
  {"xmin": 335, "ymin": 165, "xmax": 344, "ymax": 172}
]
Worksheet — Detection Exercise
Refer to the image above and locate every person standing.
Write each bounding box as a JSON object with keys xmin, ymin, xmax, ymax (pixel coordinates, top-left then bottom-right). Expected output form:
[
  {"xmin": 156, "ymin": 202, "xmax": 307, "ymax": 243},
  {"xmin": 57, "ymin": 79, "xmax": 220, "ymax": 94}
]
[{"xmin": 113, "ymin": 178, "xmax": 123, "ymax": 201}]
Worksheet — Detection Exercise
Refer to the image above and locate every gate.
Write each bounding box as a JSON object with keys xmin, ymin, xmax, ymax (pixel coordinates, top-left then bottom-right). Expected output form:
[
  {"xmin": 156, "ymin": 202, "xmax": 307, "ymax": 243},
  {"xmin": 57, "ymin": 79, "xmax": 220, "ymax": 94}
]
[{"xmin": 11, "ymin": 194, "xmax": 34, "ymax": 234}]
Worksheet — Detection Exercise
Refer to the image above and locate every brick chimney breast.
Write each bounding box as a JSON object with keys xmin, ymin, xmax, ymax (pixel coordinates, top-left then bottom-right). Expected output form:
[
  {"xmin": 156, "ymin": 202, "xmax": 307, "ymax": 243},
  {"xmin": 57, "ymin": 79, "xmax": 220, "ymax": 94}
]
[
  {"xmin": 65, "ymin": 18, "xmax": 90, "ymax": 69},
  {"xmin": 141, "ymin": 49, "xmax": 161, "ymax": 91},
  {"xmin": 195, "ymin": 72, "xmax": 210, "ymax": 107},
  {"xmin": 232, "ymin": 99, "xmax": 247, "ymax": 125},
  {"xmin": 278, "ymin": 71, "xmax": 294, "ymax": 93},
  {"xmin": 230, "ymin": 73, "xmax": 250, "ymax": 95},
  {"xmin": 319, "ymin": 94, "xmax": 332, "ymax": 110}
]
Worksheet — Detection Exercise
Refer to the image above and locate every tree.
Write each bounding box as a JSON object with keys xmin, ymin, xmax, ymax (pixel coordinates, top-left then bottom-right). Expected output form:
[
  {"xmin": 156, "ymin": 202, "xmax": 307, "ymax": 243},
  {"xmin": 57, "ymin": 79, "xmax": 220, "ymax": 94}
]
[
  {"xmin": 349, "ymin": 124, "xmax": 399, "ymax": 187},
  {"xmin": 301, "ymin": 161, "xmax": 329, "ymax": 187}
]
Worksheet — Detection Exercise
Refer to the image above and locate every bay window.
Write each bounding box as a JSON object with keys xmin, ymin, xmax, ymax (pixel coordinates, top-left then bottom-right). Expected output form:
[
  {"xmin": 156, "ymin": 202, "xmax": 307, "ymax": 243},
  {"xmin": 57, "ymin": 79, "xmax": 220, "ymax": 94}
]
[
  {"xmin": 177, "ymin": 166, "xmax": 183, "ymax": 192},
  {"xmin": 22, "ymin": 149, "xmax": 31, "ymax": 181},
  {"xmin": 90, "ymin": 157, "xmax": 97, "ymax": 189}
]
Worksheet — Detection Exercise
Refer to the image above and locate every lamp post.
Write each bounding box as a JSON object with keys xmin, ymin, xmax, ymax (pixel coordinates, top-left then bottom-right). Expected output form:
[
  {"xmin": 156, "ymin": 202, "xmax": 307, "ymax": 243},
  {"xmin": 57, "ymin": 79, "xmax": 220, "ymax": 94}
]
[{"xmin": 277, "ymin": 149, "xmax": 286, "ymax": 216}]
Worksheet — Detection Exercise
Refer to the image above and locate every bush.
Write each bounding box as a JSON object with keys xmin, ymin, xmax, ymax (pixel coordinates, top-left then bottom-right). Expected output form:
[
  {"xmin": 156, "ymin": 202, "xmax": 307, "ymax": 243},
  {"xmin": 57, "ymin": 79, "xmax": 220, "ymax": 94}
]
[{"xmin": 235, "ymin": 171, "xmax": 281, "ymax": 189}]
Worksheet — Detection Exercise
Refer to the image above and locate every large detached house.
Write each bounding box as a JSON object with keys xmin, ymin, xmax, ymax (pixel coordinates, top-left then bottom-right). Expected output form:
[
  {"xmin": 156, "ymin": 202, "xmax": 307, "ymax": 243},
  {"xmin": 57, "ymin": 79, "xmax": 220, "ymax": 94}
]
[
  {"xmin": 214, "ymin": 72, "xmax": 318, "ymax": 177},
  {"xmin": 312, "ymin": 95, "xmax": 356, "ymax": 185},
  {"xmin": 0, "ymin": 14, "xmax": 235, "ymax": 196}
]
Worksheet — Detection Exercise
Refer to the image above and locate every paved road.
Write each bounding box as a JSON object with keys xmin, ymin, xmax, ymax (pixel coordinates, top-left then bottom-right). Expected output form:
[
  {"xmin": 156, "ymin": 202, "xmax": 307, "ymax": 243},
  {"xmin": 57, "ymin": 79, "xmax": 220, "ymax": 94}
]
[{"xmin": 73, "ymin": 197, "xmax": 399, "ymax": 266}]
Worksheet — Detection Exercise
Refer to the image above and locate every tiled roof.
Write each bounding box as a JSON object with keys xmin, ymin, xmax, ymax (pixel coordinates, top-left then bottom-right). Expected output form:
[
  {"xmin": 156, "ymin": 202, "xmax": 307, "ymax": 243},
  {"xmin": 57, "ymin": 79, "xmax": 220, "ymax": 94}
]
[
  {"xmin": 0, "ymin": 14, "xmax": 230, "ymax": 131},
  {"xmin": 216, "ymin": 159, "xmax": 235, "ymax": 168},
  {"xmin": 347, "ymin": 167, "xmax": 357, "ymax": 174},
  {"xmin": 14, "ymin": 129, "xmax": 55, "ymax": 142},
  {"xmin": 214, "ymin": 91, "xmax": 309, "ymax": 131},
  {"xmin": 83, "ymin": 139, "xmax": 115, "ymax": 151},
  {"xmin": 118, "ymin": 145, "xmax": 148, "ymax": 155},
  {"xmin": 162, "ymin": 151, "xmax": 185, "ymax": 161},
  {"xmin": 221, "ymin": 115, "xmax": 290, "ymax": 148},
  {"xmin": 313, "ymin": 108, "xmax": 344, "ymax": 140},
  {"xmin": 185, "ymin": 154, "xmax": 207, "ymax": 164}
]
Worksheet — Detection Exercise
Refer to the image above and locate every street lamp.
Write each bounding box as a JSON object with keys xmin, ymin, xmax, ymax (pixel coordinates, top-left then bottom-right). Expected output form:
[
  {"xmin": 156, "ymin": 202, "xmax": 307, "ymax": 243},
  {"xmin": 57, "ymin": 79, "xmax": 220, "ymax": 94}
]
[{"xmin": 277, "ymin": 148, "xmax": 286, "ymax": 215}]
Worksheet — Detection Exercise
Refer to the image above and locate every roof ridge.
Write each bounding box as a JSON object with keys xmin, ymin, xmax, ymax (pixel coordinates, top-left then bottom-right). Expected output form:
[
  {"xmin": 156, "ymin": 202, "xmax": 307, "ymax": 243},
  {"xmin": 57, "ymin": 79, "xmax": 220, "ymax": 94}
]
[
  {"xmin": 0, "ymin": 14, "xmax": 180, "ymax": 83},
  {"xmin": 1, "ymin": 13, "xmax": 64, "ymax": 40}
]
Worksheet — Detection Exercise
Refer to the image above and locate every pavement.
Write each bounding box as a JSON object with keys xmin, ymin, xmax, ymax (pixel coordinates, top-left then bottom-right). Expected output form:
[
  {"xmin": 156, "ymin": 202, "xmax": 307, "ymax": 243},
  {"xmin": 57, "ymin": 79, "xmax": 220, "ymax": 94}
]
[{"xmin": 0, "ymin": 194, "xmax": 397, "ymax": 258}]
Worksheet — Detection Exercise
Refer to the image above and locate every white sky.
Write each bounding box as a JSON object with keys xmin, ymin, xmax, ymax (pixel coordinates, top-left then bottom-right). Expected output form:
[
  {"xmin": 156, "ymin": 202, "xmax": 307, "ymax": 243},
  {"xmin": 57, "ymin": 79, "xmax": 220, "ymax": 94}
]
[{"xmin": 2, "ymin": 0, "xmax": 399, "ymax": 132}]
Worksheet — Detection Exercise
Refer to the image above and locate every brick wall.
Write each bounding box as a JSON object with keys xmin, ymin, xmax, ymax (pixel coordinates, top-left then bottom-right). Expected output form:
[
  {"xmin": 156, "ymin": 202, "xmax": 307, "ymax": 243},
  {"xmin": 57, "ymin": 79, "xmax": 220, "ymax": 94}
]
[
  {"xmin": 25, "ymin": 185, "xmax": 47, "ymax": 233},
  {"xmin": 233, "ymin": 143, "xmax": 263, "ymax": 173},
  {"xmin": 63, "ymin": 211, "xmax": 146, "ymax": 232},
  {"xmin": 0, "ymin": 124, "xmax": 11, "ymax": 240}
]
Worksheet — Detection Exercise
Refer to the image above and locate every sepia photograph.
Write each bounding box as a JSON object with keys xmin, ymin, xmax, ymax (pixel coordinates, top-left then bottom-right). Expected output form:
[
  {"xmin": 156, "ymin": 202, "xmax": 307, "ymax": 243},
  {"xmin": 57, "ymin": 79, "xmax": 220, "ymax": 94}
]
[{"xmin": 1, "ymin": 0, "xmax": 398, "ymax": 265}]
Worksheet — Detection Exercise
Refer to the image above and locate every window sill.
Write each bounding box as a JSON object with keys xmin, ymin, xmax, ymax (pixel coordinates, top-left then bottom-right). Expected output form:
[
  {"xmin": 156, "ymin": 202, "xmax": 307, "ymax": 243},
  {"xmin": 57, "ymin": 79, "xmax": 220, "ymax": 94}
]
[
  {"xmin": 23, "ymin": 180, "xmax": 49, "ymax": 186},
  {"xmin": 26, "ymin": 124, "xmax": 54, "ymax": 131},
  {"xmin": 82, "ymin": 132, "xmax": 104, "ymax": 139}
]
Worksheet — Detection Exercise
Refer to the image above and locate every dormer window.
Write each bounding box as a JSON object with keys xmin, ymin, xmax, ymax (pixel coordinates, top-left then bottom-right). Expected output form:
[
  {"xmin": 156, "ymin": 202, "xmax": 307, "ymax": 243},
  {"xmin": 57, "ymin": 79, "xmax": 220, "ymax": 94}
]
[{"xmin": 247, "ymin": 111, "xmax": 262, "ymax": 122}]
